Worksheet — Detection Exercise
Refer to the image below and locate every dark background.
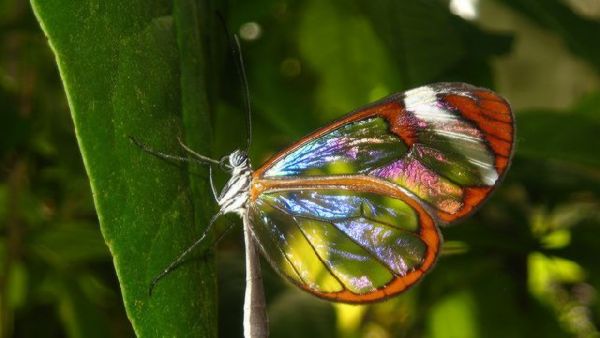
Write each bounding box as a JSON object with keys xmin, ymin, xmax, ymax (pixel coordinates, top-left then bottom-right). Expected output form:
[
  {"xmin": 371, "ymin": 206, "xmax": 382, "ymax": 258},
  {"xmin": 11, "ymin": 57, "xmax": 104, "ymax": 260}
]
[{"xmin": 1, "ymin": 0, "xmax": 599, "ymax": 337}]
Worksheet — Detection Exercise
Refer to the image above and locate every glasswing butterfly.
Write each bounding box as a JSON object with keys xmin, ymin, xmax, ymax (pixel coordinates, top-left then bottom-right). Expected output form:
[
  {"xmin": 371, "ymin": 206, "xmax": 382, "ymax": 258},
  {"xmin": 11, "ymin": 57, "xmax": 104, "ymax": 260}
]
[
  {"xmin": 237, "ymin": 81, "xmax": 514, "ymax": 301},
  {"xmin": 135, "ymin": 38, "xmax": 515, "ymax": 338}
]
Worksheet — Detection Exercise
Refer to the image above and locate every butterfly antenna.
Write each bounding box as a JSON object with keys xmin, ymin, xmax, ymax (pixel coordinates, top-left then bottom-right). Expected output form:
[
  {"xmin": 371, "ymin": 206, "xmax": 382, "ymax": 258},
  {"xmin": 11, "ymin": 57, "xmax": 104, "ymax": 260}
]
[
  {"xmin": 216, "ymin": 13, "xmax": 253, "ymax": 152},
  {"xmin": 234, "ymin": 35, "xmax": 253, "ymax": 152},
  {"xmin": 148, "ymin": 211, "xmax": 223, "ymax": 296}
]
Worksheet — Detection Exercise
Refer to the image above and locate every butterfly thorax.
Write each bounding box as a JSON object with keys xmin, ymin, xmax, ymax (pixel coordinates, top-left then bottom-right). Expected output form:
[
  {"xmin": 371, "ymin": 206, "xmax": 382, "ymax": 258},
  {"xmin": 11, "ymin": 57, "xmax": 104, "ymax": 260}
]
[{"xmin": 218, "ymin": 149, "xmax": 252, "ymax": 216}]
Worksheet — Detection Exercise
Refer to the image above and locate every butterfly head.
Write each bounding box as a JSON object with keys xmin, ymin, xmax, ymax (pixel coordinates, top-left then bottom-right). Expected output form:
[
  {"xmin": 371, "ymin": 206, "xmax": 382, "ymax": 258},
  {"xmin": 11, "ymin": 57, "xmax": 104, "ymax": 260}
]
[{"xmin": 229, "ymin": 149, "xmax": 250, "ymax": 169}]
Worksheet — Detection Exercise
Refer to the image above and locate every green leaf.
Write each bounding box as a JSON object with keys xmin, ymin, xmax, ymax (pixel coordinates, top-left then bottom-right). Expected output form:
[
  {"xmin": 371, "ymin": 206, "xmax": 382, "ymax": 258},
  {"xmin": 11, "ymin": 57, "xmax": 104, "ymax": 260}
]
[
  {"xmin": 29, "ymin": 222, "xmax": 110, "ymax": 266},
  {"xmin": 30, "ymin": 1, "xmax": 217, "ymax": 337},
  {"xmin": 360, "ymin": 0, "xmax": 512, "ymax": 88},
  {"xmin": 427, "ymin": 289, "xmax": 478, "ymax": 338},
  {"xmin": 517, "ymin": 107, "xmax": 600, "ymax": 168},
  {"xmin": 498, "ymin": 0, "xmax": 600, "ymax": 73},
  {"xmin": 57, "ymin": 278, "xmax": 111, "ymax": 338},
  {"xmin": 298, "ymin": 0, "xmax": 400, "ymax": 118}
]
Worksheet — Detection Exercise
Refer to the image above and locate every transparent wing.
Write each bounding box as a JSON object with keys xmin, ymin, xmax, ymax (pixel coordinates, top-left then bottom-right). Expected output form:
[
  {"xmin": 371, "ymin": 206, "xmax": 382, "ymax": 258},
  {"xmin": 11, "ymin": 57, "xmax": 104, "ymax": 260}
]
[{"xmin": 248, "ymin": 188, "xmax": 440, "ymax": 303}]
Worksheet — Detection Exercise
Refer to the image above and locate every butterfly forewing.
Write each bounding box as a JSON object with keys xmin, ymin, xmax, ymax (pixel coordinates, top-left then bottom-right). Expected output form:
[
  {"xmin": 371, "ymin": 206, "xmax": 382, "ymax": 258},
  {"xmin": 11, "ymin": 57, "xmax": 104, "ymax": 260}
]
[
  {"xmin": 249, "ymin": 82, "xmax": 514, "ymax": 302},
  {"xmin": 254, "ymin": 82, "xmax": 514, "ymax": 224}
]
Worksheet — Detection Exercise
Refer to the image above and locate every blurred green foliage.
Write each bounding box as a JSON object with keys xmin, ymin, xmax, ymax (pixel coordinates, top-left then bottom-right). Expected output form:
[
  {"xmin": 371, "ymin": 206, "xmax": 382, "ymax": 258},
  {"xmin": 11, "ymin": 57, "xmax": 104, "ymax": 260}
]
[{"xmin": 1, "ymin": 0, "xmax": 599, "ymax": 337}]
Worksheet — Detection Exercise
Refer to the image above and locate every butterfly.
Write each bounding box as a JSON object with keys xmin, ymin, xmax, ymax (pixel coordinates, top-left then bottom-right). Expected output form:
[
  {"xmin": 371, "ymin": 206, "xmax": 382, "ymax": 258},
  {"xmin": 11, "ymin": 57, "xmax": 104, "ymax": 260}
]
[
  {"xmin": 138, "ymin": 81, "xmax": 514, "ymax": 337},
  {"xmin": 234, "ymin": 82, "xmax": 514, "ymax": 302}
]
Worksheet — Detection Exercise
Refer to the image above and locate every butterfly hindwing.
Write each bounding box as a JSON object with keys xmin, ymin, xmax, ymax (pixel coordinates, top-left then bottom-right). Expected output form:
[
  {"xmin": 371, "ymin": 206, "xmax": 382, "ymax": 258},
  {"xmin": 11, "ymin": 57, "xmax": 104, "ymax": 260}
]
[{"xmin": 248, "ymin": 185, "xmax": 439, "ymax": 303}]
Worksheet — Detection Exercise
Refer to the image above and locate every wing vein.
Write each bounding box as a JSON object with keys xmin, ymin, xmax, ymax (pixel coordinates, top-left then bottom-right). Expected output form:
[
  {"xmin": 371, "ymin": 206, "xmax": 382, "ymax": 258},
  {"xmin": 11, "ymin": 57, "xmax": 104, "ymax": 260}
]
[
  {"xmin": 249, "ymin": 206, "xmax": 309, "ymax": 286},
  {"xmin": 263, "ymin": 200, "xmax": 349, "ymax": 291},
  {"xmin": 266, "ymin": 200, "xmax": 408, "ymax": 278}
]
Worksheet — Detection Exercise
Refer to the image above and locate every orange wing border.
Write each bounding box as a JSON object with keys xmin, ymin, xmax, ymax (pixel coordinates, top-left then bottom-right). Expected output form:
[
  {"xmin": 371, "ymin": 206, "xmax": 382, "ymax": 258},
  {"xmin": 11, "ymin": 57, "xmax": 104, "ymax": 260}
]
[{"xmin": 436, "ymin": 87, "xmax": 515, "ymax": 223}]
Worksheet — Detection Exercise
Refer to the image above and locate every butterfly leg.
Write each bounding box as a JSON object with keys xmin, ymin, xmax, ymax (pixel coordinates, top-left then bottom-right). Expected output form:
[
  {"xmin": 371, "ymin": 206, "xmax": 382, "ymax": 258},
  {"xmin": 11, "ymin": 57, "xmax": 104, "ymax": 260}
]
[
  {"xmin": 209, "ymin": 165, "xmax": 219, "ymax": 202},
  {"xmin": 129, "ymin": 136, "xmax": 214, "ymax": 167},
  {"xmin": 148, "ymin": 211, "xmax": 223, "ymax": 296},
  {"xmin": 176, "ymin": 136, "xmax": 226, "ymax": 167}
]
